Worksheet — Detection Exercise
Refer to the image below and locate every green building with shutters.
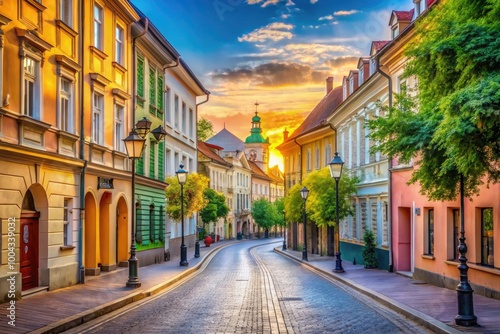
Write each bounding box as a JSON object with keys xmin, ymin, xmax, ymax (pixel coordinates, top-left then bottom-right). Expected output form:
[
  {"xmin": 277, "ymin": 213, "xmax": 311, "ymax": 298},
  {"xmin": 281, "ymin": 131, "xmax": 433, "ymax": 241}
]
[{"xmin": 131, "ymin": 12, "xmax": 179, "ymax": 266}]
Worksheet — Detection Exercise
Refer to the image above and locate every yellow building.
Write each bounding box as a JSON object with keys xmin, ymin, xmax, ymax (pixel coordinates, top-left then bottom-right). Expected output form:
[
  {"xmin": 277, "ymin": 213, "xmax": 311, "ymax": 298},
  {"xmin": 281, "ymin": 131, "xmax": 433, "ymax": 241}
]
[
  {"xmin": 277, "ymin": 78, "xmax": 342, "ymax": 255},
  {"xmin": 0, "ymin": 0, "xmax": 140, "ymax": 302}
]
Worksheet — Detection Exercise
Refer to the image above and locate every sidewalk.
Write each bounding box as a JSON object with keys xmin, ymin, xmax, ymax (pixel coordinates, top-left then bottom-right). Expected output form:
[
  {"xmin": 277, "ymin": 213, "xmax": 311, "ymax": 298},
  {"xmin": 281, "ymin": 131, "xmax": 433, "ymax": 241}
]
[
  {"xmin": 276, "ymin": 247, "xmax": 500, "ymax": 334},
  {"xmin": 1, "ymin": 239, "xmax": 499, "ymax": 334}
]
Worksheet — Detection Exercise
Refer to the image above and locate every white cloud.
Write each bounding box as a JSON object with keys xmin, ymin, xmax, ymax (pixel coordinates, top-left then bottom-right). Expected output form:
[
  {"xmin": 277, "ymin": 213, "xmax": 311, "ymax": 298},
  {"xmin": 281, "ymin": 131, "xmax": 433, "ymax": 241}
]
[
  {"xmin": 238, "ymin": 22, "xmax": 294, "ymax": 43},
  {"xmin": 310, "ymin": 0, "xmax": 319, "ymax": 3},
  {"xmin": 247, "ymin": 0, "xmax": 280, "ymax": 7},
  {"xmin": 334, "ymin": 9, "xmax": 361, "ymax": 16},
  {"xmin": 319, "ymin": 15, "xmax": 333, "ymax": 21}
]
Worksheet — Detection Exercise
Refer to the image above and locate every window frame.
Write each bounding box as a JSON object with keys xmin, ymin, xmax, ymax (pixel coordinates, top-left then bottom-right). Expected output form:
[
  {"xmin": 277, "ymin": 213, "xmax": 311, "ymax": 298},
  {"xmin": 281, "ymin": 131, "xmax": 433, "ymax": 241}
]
[
  {"xmin": 63, "ymin": 198, "xmax": 73, "ymax": 246},
  {"xmin": 115, "ymin": 24, "xmax": 124, "ymax": 65},
  {"xmin": 114, "ymin": 103, "xmax": 124, "ymax": 152},
  {"xmin": 23, "ymin": 56, "xmax": 41, "ymax": 119},
  {"xmin": 424, "ymin": 208, "xmax": 434, "ymax": 256},
  {"xmin": 59, "ymin": 0, "xmax": 73, "ymax": 28},
  {"xmin": 92, "ymin": 91, "xmax": 104, "ymax": 145},
  {"xmin": 93, "ymin": 3, "xmax": 103, "ymax": 50},
  {"xmin": 481, "ymin": 208, "xmax": 494, "ymax": 266}
]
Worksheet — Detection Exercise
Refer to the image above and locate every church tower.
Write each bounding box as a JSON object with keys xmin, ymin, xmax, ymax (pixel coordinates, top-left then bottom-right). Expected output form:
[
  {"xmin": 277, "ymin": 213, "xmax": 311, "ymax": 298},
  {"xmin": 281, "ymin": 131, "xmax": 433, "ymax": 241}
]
[{"xmin": 245, "ymin": 102, "xmax": 270, "ymax": 173}]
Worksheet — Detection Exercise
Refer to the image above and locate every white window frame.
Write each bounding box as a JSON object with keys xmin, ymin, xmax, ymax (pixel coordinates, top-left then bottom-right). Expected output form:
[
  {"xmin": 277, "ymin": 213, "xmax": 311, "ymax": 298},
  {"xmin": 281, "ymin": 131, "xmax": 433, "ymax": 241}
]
[
  {"xmin": 189, "ymin": 107, "xmax": 194, "ymax": 139},
  {"xmin": 114, "ymin": 103, "xmax": 124, "ymax": 152},
  {"xmin": 174, "ymin": 95, "xmax": 179, "ymax": 130},
  {"xmin": 23, "ymin": 56, "xmax": 42, "ymax": 120},
  {"xmin": 93, "ymin": 3, "xmax": 103, "ymax": 50},
  {"xmin": 182, "ymin": 101, "xmax": 186, "ymax": 134},
  {"xmin": 59, "ymin": 77, "xmax": 74, "ymax": 132},
  {"xmin": 92, "ymin": 91, "xmax": 104, "ymax": 144},
  {"xmin": 60, "ymin": 0, "xmax": 73, "ymax": 28},
  {"xmin": 165, "ymin": 87, "xmax": 171, "ymax": 124},
  {"xmin": 115, "ymin": 24, "xmax": 124, "ymax": 64},
  {"xmin": 63, "ymin": 198, "xmax": 73, "ymax": 246}
]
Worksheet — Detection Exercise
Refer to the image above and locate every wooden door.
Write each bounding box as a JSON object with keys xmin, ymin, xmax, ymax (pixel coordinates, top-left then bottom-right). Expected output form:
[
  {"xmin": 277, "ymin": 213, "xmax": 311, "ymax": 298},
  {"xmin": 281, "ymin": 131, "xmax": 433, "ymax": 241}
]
[{"xmin": 20, "ymin": 214, "xmax": 39, "ymax": 290}]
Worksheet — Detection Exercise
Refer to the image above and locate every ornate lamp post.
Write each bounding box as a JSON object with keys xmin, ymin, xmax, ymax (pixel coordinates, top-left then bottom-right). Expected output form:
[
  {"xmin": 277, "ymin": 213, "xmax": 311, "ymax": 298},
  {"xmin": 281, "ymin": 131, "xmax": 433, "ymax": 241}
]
[
  {"xmin": 300, "ymin": 186, "xmax": 309, "ymax": 261},
  {"xmin": 176, "ymin": 164, "xmax": 188, "ymax": 266},
  {"xmin": 455, "ymin": 175, "xmax": 477, "ymax": 326},
  {"xmin": 282, "ymin": 210, "xmax": 287, "ymax": 251},
  {"xmin": 329, "ymin": 152, "xmax": 344, "ymax": 273},
  {"xmin": 123, "ymin": 119, "xmax": 151, "ymax": 287}
]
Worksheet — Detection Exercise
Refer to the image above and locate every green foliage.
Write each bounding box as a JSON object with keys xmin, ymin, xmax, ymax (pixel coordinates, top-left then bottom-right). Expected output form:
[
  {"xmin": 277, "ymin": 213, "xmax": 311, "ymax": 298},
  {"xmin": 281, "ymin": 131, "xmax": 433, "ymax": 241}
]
[
  {"xmin": 368, "ymin": 0, "xmax": 500, "ymax": 201},
  {"xmin": 198, "ymin": 117, "xmax": 215, "ymax": 142},
  {"xmin": 165, "ymin": 173, "xmax": 209, "ymax": 221},
  {"xmin": 283, "ymin": 167, "xmax": 358, "ymax": 227},
  {"xmin": 273, "ymin": 197, "xmax": 285, "ymax": 226},
  {"xmin": 362, "ymin": 230, "xmax": 378, "ymax": 269},
  {"xmin": 252, "ymin": 197, "xmax": 277, "ymax": 230},
  {"xmin": 199, "ymin": 188, "xmax": 229, "ymax": 227}
]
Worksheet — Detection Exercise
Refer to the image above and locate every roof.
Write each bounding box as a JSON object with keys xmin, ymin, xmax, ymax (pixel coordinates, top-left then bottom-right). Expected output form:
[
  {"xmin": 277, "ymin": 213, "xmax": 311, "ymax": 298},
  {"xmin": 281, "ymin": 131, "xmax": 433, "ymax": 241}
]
[
  {"xmin": 248, "ymin": 161, "xmax": 272, "ymax": 181},
  {"xmin": 207, "ymin": 128, "xmax": 245, "ymax": 153},
  {"xmin": 392, "ymin": 9, "xmax": 414, "ymax": 23},
  {"xmin": 197, "ymin": 141, "xmax": 232, "ymax": 167},
  {"xmin": 280, "ymin": 86, "xmax": 343, "ymax": 144},
  {"xmin": 268, "ymin": 165, "xmax": 284, "ymax": 183},
  {"xmin": 371, "ymin": 41, "xmax": 390, "ymax": 54}
]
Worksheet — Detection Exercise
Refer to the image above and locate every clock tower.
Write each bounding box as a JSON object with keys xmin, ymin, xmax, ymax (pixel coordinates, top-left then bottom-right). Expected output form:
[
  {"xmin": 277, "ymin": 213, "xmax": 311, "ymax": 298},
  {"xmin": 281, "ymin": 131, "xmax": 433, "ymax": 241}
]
[{"xmin": 245, "ymin": 102, "xmax": 270, "ymax": 173}]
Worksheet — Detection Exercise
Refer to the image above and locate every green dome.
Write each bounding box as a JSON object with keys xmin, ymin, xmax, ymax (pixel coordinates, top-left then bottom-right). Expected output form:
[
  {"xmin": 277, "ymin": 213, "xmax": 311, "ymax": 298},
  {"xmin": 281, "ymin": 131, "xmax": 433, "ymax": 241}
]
[{"xmin": 252, "ymin": 113, "xmax": 261, "ymax": 122}]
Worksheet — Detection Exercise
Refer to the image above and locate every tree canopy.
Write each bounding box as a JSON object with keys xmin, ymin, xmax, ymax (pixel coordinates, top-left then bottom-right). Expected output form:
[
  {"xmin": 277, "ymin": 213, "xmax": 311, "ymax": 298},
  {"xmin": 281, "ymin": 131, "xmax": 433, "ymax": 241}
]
[
  {"xmin": 199, "ymin": 188, "xmax": 229, "ymax": 227},
  {"xmin": 252, "ymin": 197, "xmax": 277, "ymax": 231},
  {"xmin": 198, "ymin": 117, "xmax": 215, "ymax": 142},
  {"xmin": 368, "ymin": 0, "xmax": 500, "ymax": 201},
  {"xmin": 165, "ymin": 172, "xmax": 209, "ymax": 221},
  {"xmin": 284, "ymin": 167, "xmax": 358, "ymax": 226}
]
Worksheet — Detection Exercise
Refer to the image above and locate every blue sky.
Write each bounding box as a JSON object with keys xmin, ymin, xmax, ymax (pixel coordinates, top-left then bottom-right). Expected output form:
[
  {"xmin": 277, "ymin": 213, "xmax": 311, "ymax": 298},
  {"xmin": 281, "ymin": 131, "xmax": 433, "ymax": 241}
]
[{"xmin": 131, "ymin": 0, "xmax": 411, "ymax": 167}]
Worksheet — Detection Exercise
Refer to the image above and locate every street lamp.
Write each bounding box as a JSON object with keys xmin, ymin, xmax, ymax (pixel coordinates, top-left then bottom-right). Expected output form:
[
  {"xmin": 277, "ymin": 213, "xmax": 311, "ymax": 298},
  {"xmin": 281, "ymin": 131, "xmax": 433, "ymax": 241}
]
[
  {"xmin": 282, "ymin": 210, "xmax": 287, "ymax": 251},
  {"xmin": 300, "ymin": 186, "xmax": 309, "ymax": 261},
  {"xmin": 455, "ymin": 175, "xmax": 477, "ymax": 326},
  {"xmin": 329, "ymin": 152, "xmax": 344, "ymax": 273},
  {"xmin": 176, "ymin": 163, "xmax": 189, "ymax": 266},
  {"xmin": 151, "ymin": 124, "xmax": 167, "ymax": 142},
  {"xmin": 123, "ymin": 125, "xmax": 149, "ymax": 287}
]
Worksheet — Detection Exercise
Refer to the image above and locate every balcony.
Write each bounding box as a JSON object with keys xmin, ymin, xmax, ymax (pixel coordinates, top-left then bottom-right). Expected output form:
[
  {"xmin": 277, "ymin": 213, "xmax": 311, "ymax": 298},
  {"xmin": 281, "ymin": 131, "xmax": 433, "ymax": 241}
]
[
  {"xmin": 355, "ymin": 160, "xmax": 389, "ymax": 184},
  {"xmin": 227, "ymin": 187, "xmax": 234, "ymax": 193}
]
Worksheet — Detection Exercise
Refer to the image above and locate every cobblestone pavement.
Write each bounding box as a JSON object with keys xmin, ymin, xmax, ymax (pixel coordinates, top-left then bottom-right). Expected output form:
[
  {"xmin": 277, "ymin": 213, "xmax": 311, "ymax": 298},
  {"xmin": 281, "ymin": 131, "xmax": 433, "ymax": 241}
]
[{"xmin": 66, "ymin": 241, "xmax": 431, "ymax": 334}]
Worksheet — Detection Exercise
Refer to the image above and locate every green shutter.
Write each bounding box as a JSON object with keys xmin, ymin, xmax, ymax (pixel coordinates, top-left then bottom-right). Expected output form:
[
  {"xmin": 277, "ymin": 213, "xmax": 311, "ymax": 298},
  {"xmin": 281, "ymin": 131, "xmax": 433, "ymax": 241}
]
[
  {"xmin": 157, "ymin": 75, "xmax": 163, "ymax": 109},
  {"xmin": 158, "ymin": 141, "xmax": 164, "ymax": 181},
  {"xmin": 149, "ymin": 144, "xmax": 155, "ymax": 178},
  {"xmin": 137, "ymin": 56, "xmax": 145, "ymax": 100},
  {"xmin": 136, "ymin": 152, "xmax": 144, "ymax": 176},
  {"xmin": 149, "ymin": 67, "xmax": 156, "ymax": 105}
]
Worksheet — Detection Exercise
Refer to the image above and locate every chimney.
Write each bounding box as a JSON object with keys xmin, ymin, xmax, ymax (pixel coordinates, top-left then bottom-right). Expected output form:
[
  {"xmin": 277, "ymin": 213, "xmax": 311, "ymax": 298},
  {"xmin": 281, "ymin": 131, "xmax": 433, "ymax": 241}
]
[
  {"xmin": 283, "ymin": 128, "xmax": 289, "ymax": 141},
  {"xmin": 326, "ymin": 77, "xmax": 334, "ymax": 94}
]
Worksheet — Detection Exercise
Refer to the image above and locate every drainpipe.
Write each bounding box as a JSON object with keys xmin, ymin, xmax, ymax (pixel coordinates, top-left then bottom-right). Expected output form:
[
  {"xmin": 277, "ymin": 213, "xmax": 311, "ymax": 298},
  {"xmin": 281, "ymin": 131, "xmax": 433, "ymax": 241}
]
[
  {"xmin": 377, "ymin": 65, "xmax": 394, "ymax": 272},
  {"xmin": 77, "ymin": 0, "xmax": 87, "ymax": 284}
]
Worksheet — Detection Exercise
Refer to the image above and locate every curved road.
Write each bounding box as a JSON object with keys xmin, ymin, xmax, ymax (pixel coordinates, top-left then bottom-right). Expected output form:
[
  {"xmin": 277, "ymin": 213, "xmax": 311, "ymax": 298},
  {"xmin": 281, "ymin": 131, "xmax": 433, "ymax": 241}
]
[{"xmin": 67, "ymin": 240, "xmax": 430, "ymax": 334}]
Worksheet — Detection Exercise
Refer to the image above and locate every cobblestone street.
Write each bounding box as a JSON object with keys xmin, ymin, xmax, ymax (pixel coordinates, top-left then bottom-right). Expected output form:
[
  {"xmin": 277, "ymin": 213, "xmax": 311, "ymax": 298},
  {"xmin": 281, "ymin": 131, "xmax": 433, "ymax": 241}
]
[{"xmin": 66, "ymin": 241, "xmax": 430, "ymax": 334}]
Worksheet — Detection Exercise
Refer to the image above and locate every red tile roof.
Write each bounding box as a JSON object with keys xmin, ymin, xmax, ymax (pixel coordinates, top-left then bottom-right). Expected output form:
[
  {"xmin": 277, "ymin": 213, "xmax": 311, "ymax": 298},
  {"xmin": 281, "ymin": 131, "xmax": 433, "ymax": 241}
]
[
  {"xmin": 393, "ymin": 9, "xmax": 414, "ymax": 22},
  {"xmin": 248, "ymin": 161, "xmax": 272, "ymax": 181},
  {"xmin": 198, "ymin": 141, "xmax": 232, "ymax": 167},
  {"xmin": 283, "ymin": 86, "xmax": 343, "ymax": 143},
  {"xmin": 371, "ymin": 40, "xmax": 390, "ymax": 52}
]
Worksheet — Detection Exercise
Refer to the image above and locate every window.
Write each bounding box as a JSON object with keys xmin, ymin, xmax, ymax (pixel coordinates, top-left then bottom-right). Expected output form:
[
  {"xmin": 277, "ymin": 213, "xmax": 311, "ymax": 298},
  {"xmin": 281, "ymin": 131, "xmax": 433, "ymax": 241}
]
[
  {"xmin": 149, "ymin": 204, "xmax": 155, "ymax": 242},
  {"xmin": 115, "ymin": 25, "xmax": 124, "ymax": 64},
  {"xmin": 358, "ymin": 67, "xmax": 364, "ymax": 86},
  {"xmin": 165, "ymin": 87, "xmax": 171, "ymax": 123},
  {"xmin": 392, "ymin": 25, "xmax": 399, "ymax": 39},
  {"xmin": 306, "ymin": 149, "xmax": 311, "ymax": 171},
  {"xmin": 481, "ymin": 208, "xmax": 494, "ymax": 266},
  {"xmin": 136, "ymin": 55, "xmax": 145, "ymax": 105},
  {"xmin": 315, "ymin": 146, "xmax": 320, "ymax": 169},
  {"xmin": 24, "ymin": 57, "xmax": 40, "ymax": 119},
  {"xmin": 174, "ymin": 95, "xmax": 179, "ymax": 130},
  {"xmin": 114, "ymin": 104, "xmax": 124, "ymax": 151},
  {"xmin": 189, "ymin": 108, "xmax": 194, "ymax": 139},
  {"xmin": 182, "ymin": 102, "xmax": 186, "ymax": 134},
  {"xmin": 325, "ymin": 142, "xmax": 332, "ymax": 165},
  {"xmin": 425, "ymin": 209, "xmax": 434, "ymax": 255},
  {"xmin": 59, "ymin": 78, "xmax": 73, "ymax": 132},
  {"xmin": 92, "ymin": 92, "xmax": 104, "ymax": 144},
  {"xmin": 148, "ymin": 66, "xmax": 164, "ymax": 119},
  {"xmin": 349, "ymin": 77, "xmax": 354, "ymax": 93},
  {"xmin": 60, "ymin": 0, "xmax": 73, "ymax": 28},
  {"xmin": 93, "ymin": 3, "xmax": 103, "ymax": 50},
  {"xmin": 63, "ymin": 198, "xmax": 73, "ymax": 246},
  {"xmin": 452, "ymin": 209, "xmax": 459, "ymax": 260}
]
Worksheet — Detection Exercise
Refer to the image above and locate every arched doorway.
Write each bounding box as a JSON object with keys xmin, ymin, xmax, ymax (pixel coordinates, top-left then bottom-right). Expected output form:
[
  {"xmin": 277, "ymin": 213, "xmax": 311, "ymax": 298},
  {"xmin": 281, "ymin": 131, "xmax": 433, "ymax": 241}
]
[
  {"xmin": 116, "ymin": 196, "xmax": 129, "ymax": 267},
  {"xmin": 99, "ymin": 192, "xmax": 112, "ymax": 271},
  {"xmin": 20, "ymin": 189, "xmax": 39, "ymax": 290},
  {"xmin": 84, "ymin": 192, "xmax": 99, "ymax": 275},
  {"xmin": 228, "ymin": 223, "xmax": 233, "ymax": 239}
]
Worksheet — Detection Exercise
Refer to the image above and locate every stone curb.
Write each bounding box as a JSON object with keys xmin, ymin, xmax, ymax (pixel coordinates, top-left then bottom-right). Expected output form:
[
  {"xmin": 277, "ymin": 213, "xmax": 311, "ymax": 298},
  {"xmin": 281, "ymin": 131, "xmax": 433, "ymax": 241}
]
[{"xmin": 274, "ymin": 248, "xmax": 463, "ymax": 334}]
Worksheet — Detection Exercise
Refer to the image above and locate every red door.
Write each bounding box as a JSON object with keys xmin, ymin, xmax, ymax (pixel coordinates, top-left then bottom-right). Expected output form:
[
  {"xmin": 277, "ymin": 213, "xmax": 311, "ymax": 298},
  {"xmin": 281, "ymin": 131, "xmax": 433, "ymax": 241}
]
[{"xmin": 20, "ymin": 213, "xmax": 39, "ymax": 290}]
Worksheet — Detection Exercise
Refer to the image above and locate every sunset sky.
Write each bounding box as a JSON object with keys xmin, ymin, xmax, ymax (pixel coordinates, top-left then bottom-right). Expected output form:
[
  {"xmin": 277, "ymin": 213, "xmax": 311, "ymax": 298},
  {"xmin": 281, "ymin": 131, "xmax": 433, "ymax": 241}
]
[{"xmin": 131, "ymin": 0, "xmax": 410, "ymax": 170}]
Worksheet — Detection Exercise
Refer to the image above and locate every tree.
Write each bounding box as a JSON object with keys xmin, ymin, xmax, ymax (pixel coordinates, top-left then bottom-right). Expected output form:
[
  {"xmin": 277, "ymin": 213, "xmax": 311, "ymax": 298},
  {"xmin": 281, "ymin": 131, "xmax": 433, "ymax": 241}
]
[
  {"xmin": 199, "ymin": 188, "xmax": 229, "ymax": 230},
  {"xmin": 362, "ymin": 230, "xmax": 378, "ymax": 269},
  {"xmin": 252, "ymin": 197, "xmax": 277, "ymax": 237},
  {"xmin": 165, "ymin": 173, "xmax": 209, "ymax": 221},
  {"xmin": 198, "ymin": 117, "xmax": 215, "ymax": 142},
  {"xmin": 368, "ymin": 0, "xmax": 500, "ymax": 201},
  {"xmin": 273, "ymin": 197, "xmax": 285, "ymax": 227}
]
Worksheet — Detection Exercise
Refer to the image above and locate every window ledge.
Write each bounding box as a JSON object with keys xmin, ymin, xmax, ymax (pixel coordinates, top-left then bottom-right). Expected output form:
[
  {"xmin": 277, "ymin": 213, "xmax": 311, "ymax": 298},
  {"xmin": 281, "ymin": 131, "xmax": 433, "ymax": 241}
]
[
  {"xmin": 60, "ymin": 245, "xmax": 75, "ymax": 251},
  {"xmin": 445, "ymin": 260, "xmax": 499, "ymax": 275},
  {"xmin": 422, "ymin": 254, "xmax": 435, "ymax": 260}
]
